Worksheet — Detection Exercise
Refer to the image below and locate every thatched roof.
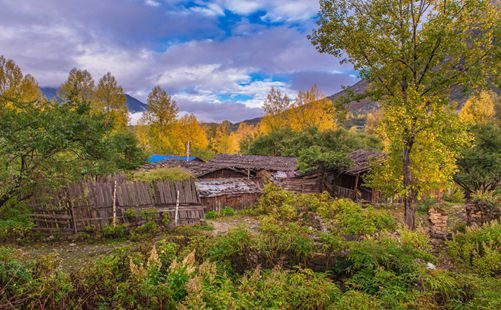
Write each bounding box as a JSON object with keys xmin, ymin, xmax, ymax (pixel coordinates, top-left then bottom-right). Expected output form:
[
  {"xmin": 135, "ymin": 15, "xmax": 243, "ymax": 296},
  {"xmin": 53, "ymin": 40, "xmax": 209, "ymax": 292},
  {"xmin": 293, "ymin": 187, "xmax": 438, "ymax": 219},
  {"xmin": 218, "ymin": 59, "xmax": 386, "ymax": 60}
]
[
  {"xmin": 344, "ymin": 149, "xmax": 383, "ymax": 175},
  {"xmin": 208, "ymin": 154, "xmax": 298, "ymax": 172}
]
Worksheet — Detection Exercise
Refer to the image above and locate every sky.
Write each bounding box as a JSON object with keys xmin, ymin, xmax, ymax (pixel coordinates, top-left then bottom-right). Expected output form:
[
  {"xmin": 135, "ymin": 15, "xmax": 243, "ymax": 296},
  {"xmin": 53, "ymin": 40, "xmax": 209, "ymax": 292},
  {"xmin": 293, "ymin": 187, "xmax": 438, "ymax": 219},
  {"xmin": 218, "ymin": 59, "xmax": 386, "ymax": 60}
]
[{"xmin": 0, "ymin": 0, "xmax": 358, "ymax": 122}]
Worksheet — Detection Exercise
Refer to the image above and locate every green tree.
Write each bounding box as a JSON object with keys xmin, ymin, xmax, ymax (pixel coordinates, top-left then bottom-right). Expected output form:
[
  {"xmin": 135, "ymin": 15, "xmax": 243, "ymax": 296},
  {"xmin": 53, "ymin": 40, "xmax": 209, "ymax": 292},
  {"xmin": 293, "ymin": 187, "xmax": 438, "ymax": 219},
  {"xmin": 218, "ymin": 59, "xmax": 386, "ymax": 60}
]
[
  {"xmin": 454, "ymin": 124, "xmax": 501, "ymax": 197},
  {"xmin": 94, "ymin": 72, "xmax": 128, "ymax": 130},
  {"xmin": 244, "ymin": 127, "xmax": 381, "ymax": 158},
  {"xmin": 57, "ymin": 68, "xmax": 95, "ymax": 104},
  {"xmin": 310, "ymin": 0, "xmax": 499, "ymax": 228}
]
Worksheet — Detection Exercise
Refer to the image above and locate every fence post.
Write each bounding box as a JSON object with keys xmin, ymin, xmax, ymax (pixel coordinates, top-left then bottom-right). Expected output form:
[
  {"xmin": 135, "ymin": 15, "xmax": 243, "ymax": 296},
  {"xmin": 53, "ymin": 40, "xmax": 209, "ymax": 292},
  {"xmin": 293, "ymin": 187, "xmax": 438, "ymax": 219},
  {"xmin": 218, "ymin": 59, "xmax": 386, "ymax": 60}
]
[
  {"xmin": 68, "ymin": 189, "xmax": 78, "ymax": 234},
  {"xmin": 112, "ymin": 180, "xmax": 117, "ymax": 227},
  {"xmin": 175, "ymin": 189, "xmax": 180, "ymax": 226}
]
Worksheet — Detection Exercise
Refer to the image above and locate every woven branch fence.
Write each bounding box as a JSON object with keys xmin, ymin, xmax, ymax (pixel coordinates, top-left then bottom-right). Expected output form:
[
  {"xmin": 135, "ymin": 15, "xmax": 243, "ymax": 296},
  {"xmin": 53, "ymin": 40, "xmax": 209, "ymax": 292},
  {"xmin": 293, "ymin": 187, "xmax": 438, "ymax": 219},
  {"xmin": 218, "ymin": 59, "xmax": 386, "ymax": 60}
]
[{"xmin": 29, "ymin": 177, "xmax": 204, "ymax": 234}]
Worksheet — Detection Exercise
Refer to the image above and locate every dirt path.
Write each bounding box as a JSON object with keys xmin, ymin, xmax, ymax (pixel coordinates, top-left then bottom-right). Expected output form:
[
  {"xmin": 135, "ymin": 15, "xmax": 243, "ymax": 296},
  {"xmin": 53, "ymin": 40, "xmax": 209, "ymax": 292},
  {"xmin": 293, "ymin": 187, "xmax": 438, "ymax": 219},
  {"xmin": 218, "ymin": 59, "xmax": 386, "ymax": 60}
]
[
  {"xmin": 207, "ymin": 216, "xmax": 260, "ymax": 235},
  {"xmin": 11, "ymin": 240, "xmax": 134, "ymax": 272}
]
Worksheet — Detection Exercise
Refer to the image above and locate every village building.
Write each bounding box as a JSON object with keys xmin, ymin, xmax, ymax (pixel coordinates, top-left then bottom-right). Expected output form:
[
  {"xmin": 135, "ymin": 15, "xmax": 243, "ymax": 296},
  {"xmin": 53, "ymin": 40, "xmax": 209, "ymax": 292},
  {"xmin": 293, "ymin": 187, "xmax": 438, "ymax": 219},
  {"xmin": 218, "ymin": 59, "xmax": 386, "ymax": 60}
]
[{"xmin": 142, "ymin": 150, "xmax": 382, "ymax": 210}]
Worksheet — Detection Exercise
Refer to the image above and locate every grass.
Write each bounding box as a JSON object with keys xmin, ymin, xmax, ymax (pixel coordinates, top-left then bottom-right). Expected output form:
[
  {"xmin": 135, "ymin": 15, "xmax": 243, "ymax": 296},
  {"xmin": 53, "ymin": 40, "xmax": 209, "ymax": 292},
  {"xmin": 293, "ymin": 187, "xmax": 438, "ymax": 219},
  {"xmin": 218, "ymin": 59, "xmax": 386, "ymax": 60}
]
[{"xmin": 129, "ymin": 167, "xmax": 193, "ymax": 182}]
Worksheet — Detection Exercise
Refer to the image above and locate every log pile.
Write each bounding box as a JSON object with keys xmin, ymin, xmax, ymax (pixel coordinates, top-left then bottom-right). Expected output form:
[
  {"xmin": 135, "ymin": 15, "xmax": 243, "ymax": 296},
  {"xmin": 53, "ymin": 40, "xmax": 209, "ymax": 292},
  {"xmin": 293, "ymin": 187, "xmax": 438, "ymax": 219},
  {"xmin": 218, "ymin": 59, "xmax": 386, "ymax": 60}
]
[
  {"xmin": 466, "ymin": 202, "xmax": 501, "ymax": 226},
  {"xmin": 428, "ymin": 207, "xmax": 448, "ymax": 239}
]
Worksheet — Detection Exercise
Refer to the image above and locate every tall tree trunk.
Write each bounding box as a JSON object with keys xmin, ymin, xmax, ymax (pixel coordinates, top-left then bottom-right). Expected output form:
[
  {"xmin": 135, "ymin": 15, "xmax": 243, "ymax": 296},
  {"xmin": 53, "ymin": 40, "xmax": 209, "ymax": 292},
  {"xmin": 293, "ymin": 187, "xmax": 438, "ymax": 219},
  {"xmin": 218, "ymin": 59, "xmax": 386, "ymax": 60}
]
[{"xmin": 403, "ymin": 145, "xmax": 415, "ymax": 229}]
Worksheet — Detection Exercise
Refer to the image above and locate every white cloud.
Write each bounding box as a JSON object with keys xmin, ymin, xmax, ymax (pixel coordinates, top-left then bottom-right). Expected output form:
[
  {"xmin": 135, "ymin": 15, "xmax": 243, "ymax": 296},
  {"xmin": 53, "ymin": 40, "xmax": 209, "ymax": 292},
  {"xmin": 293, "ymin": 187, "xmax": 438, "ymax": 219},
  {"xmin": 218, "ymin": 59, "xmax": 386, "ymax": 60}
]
[
  {"xmin": 144, "ymin": 0, "xmax": 161, "ymax": 7},
  {"xmin": 190, "ymin": 2, "xmax": 225, "ymax": 16},
  {"xmin": 129, "ymin": 112, "xmax": 145, "ymax": 125},
  {"xmin": 217, "ymin": 0, "xmax": 319, "ymax": 21}
]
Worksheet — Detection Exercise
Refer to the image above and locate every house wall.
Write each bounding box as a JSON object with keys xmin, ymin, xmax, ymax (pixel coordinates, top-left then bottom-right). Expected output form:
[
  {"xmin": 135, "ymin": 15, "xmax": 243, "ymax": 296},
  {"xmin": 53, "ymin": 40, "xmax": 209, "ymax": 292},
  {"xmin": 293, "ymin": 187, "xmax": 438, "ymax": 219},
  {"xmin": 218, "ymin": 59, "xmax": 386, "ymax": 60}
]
[{"xmin": 201, "ymin": 193, "xmax": 261, "ymax": 211}]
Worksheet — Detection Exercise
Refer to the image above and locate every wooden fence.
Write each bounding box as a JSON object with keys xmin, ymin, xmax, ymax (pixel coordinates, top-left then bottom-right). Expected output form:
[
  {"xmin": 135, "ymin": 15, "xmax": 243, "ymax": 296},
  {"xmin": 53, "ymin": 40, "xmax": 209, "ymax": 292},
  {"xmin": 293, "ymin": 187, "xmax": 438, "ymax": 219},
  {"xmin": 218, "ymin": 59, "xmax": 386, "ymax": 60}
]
[{"xmin": 29, "ymin": 178, "xmax": 204, "ymax": 234}]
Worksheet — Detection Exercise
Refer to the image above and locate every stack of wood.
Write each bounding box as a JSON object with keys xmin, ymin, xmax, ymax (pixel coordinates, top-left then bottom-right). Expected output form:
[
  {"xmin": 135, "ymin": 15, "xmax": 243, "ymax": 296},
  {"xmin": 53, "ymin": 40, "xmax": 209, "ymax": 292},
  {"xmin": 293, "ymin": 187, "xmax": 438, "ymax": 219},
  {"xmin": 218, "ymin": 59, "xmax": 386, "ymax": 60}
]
[
  {"xmin": 466, "ymin": 202, "xmax": 501, "ymax": 226},
  {"xmin": 428, "ymin": 207, "xmax": 448, "ymax": 239}
]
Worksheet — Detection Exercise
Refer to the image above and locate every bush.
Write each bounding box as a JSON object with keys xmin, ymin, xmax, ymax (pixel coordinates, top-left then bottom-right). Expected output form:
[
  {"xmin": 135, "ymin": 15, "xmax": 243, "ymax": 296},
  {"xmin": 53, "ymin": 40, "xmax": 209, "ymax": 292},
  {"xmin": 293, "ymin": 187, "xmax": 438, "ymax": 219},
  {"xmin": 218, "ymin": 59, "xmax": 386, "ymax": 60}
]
[
  {"xmin": 443, "ymin": 185, "xmax": 465, "ymax": 203},
  {"xmin": 447, "ymin": 221, "xmax": 501, "ymax": 276},
  {"xmin": 130, "ymin": 221, "xmax": 159, "ymax": 240},
  {"xmin": 220, "ymin": 207, "xmax": 235, "ymax": 217},
  {"xmin": 101, "ymin": 224, "xmax": 127, "ymax": 239},
  {"xmin": 205, "ymin": 207, "xmax": 236, "ymax": 219},
  {"xmin": 0, "ymin": 206, "xmax": 33, "ymax": 241},
  {"xmin": 205, "ymin": 227, "xmax": 254, "ymax": 271},
  {"xmin": 205, "ymin": 210, "xmax": 218, "ymax": 219},
  {"xmin": 318, "ymin": 199, "xmax": 395, "ymax": 236}
]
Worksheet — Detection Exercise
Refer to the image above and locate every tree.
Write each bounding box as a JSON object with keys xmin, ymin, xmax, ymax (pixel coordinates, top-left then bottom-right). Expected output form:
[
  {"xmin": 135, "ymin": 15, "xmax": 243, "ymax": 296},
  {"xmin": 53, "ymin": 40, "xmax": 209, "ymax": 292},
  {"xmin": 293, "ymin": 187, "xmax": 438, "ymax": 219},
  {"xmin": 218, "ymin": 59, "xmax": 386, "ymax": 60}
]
[
  {"xmin": 290, "ymin": 85, "xmax": 337, "ymax": 131},
  {"xmin": 459, "ymin": 91, "xmax": 498, "ymax": 125},
  {"xmin": 260, "ymin": 87, "xmax": 292, "ymax": 133},
  {"xmin": 142, "ymin": 86, "xmax": 179, "ymax": 153},
  {"xmin": 57, "ymin": 68, "xmax": 95, "ymax": 104},
  {"xmin": 178, "ymin": 114, "xmax": 209, "ymax": 154},
  {"xmin": 310, "ymin": 0, "xmax": 498, "ymax": 229},
  {"xmin": 212, "ymin": 121, "xmax": 234, "ymax": 154},
  {"xmin": 231, "ymin": 122, "xmax": 257, "ymax": 154},
  {"xmin": 94, "ymin": 72, "xmax": 128, "ymax": 130},
  {"xmin": 454, "ymin": 124, "xmax": 501, "ymax": 197},
  {"xmin": 0, "ymin": 100, "xmax": 146, "ymax": 210},
  {"xmin": 0, "ymin": 55, "xmax": 41, "ymax": 108}
]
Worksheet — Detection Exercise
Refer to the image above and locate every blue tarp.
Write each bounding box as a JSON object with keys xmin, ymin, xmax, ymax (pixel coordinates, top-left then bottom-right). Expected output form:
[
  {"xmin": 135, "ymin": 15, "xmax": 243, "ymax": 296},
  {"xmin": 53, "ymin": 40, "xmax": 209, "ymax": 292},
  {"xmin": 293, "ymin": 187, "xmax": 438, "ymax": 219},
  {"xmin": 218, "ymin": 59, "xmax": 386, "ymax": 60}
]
[{"xmin": 148, "ymin": 154, "xmax": 199, "ymax": 163}]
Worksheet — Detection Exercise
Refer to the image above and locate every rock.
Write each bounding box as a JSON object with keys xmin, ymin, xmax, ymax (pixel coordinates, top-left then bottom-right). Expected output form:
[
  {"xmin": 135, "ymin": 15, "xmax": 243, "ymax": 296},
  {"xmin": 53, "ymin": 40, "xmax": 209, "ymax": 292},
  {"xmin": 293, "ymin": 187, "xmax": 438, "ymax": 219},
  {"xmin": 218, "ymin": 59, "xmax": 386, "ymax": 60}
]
[
  {"xmin": 69, "ymin": 243, "xmax": 76, "ymax": 247},
  {"xmin": 426, "ymin": 262, "xmax": 436, "ymax": 270}
]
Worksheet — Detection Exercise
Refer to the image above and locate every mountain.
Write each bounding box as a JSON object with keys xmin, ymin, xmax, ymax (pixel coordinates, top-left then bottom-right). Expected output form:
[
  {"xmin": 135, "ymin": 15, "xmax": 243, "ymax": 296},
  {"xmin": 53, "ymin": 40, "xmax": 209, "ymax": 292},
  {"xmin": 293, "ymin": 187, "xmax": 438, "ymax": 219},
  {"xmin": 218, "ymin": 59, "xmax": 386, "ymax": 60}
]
[{"xmin": 40, "ymin": 87, "xmax": 148, "ymax": 113}]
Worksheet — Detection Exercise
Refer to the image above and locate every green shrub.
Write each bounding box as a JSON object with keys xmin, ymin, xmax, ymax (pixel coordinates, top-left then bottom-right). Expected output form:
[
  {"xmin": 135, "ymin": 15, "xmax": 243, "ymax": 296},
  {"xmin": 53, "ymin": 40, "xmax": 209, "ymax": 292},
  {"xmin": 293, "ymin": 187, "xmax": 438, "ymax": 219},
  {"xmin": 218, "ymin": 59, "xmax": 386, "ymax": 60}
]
[
  {"xmin": 101, "ymin": 224, "xmax": 126, "ymax": 239},
  {"xmin": 124, "ymin": 208, "xmax": 139, "ymax": 221},
  {"xmin": 206, "ymin": 227, "xmax": 253, "ymax": 267},
  {"xmin": 161, "ymin": 212, "xmax": 170, "ymax": 226},
  {"xmin": 130, "ymin": 221, "xmax": 158, "ymax": 240},
  {"xmin": 443, "ymin": 185, "xmax": 465, "ymax": 203},
  {"xmin": 156, "ymin": 240, "xmax": 178, "ymax": 267},
  {"xmin": 220, "ymin": 207, "xmax": 235, "ymax": 217},
  {"xmin": 205, "ymin": 210, "xmax": 218, "ymax": 219},
  {"xmin": 318, "ymin": 199, "xmax": 395, "ymax": 236},
  {"xmin": 447, "ymin": 221, "xmax": 501, "ymax": 276},
  {"xmin": 417, "ymin": 197, "xmax": 437, "ymax": 214},
  {"xmin": 0, "ymin": 206, "xmax": 33, "ymax": 241},
  {"xmin": 259, "ymin": 220, "xmax": 315, "ymax": 264},
  {"xmin": 140, "ymin": 208, "xmax": 158, "ymax": 221}
]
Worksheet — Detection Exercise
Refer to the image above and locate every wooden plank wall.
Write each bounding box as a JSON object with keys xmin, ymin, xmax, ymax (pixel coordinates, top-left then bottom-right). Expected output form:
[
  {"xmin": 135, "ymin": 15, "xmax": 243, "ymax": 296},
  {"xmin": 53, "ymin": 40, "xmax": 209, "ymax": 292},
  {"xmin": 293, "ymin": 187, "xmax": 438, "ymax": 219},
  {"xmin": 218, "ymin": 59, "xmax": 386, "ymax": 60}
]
[
  {"xmin": 201, "ymin": 193, "xmax": 261, "ymax": 212},
  {"xmin": 29, "ymin": 178, "xmax": 204, "ymax": 234}
]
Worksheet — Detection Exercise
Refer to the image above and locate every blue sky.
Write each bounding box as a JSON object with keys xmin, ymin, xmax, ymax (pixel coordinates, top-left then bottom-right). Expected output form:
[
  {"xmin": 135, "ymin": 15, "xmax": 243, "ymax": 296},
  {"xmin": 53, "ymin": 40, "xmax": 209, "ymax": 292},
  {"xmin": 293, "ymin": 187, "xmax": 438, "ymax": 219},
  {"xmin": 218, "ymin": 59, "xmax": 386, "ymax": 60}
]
[{"xmin": 0, "ymin": 0, "xmax": 357, "ymax": 122}]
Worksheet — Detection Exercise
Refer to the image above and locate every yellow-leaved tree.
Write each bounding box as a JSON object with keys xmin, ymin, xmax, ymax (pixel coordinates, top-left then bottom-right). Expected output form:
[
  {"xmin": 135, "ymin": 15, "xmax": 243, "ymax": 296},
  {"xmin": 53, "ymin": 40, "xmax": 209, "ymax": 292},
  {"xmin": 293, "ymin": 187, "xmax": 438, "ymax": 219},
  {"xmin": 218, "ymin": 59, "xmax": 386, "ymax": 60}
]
[
  {"xmin": 212, "ymin": 121, "xmax": 235, "ymax": 154},
  {"xmin": 0, "ymin": 55, "xmax": 41, "ymax": 109},
  {"xmin": 311, "ymin": 0, "xmax": 498, "ymax": 229},
  {"xmin": 57, "ymin": 68, "xmax": 95, "ymax": 105},
  {"xmin": 94, "ymin": 72, "xmax": 129, "ymax": 130},
  {"xmin": 178, "ymin": 114, "xmax": 209, "ymax": 154},
  {"xmin": 459, "ymin": 91, "xmax": 498, "ymax": 125},
  {"xmin": 141, "ymin": 86, "xmax": 179, "ymax": 154},
  {"xmin": 260, "ymin": 87, "xmax": 292, "ymax": 133},
  {"xmin": 290, "ymin": 84, "xmax": 337, "ymax": 131},
  {"xmin": 230, "ymin": 122, "xmax": 257, "ymax": 153}
]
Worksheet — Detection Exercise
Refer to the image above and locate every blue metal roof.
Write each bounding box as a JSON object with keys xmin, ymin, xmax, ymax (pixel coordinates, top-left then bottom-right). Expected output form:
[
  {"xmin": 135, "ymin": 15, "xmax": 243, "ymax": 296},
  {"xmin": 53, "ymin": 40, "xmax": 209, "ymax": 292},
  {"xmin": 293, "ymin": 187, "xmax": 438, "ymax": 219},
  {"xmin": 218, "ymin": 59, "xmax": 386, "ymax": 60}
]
[{"xmin": 148, "ymin": 154, "xmax": 199, "ymax": 163}]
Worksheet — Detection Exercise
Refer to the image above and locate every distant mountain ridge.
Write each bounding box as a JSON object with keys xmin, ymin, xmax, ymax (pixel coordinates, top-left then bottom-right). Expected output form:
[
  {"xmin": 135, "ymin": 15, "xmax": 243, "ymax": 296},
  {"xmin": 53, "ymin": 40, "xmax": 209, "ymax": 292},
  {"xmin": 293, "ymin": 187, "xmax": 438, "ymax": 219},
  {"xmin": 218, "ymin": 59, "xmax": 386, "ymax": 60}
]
[{"xmin": 40, "ymin": 87, "xmax": 148, "ymax": 113}]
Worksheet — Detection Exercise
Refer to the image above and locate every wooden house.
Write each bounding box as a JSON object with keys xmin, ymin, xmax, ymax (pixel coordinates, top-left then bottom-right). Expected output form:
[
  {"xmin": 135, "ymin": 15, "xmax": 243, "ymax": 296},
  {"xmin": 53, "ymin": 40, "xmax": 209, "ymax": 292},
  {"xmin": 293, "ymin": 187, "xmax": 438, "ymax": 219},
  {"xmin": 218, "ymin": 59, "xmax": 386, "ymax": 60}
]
[{"xmin": 326, "ymin": 150, "xmax": 383, "ymax": 203}]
